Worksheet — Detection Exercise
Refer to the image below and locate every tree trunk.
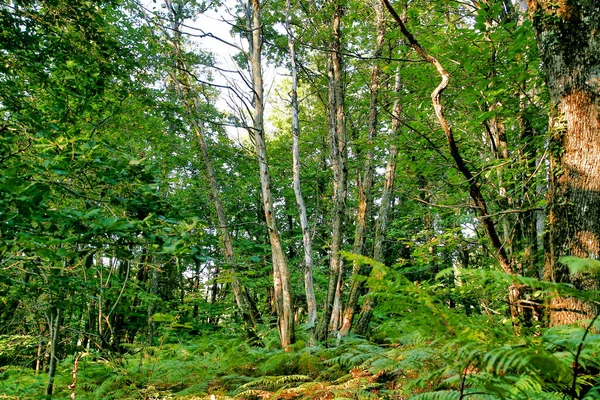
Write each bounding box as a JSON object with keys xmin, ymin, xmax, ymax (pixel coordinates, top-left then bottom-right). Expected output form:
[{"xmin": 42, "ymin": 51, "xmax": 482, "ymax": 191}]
[
  {"xmin": 316, "ymin": 0, "xmax": 348, "ymax": 342},
  {"xmin": 528, "ymin": 0, "xmax": 600, "ymax": 325},
  {"xmin": 146, "ymin": 266, "xmax": 159, "ymax": 346},
  {"xmin": 354, "ymin": 68, "xmax": 401, "ymax": 337},
  {"xmin": 339, "ymin": 0, "xmax": 385, "ymax": 338},
  {"xmin": 165, "ymin": 0, "xmax": 260, "ymax": 340},
  {"xmin": 250, "ymin": 0, "xmax": 295, "ymax": 349},
  {"xmin": 382, "ymin": 0, "xmax": 528, "ymax": 323},
  {"xmin": 191, "ymin": 110, "xmax": 260, "ymax": 337},
  {"xmin": 286, "ymin": 0, "xmax": 317, "ymax": 330},
  {"xmin": 45, "ymin": 307, "xmax": 62, "ymax": 397}
]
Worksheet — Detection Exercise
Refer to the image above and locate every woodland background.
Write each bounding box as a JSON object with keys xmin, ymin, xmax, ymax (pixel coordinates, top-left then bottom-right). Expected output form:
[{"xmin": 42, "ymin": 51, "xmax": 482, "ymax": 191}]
[{"xmin": 1, "ymin": 0, "xmax": 600, "ymax": 398}]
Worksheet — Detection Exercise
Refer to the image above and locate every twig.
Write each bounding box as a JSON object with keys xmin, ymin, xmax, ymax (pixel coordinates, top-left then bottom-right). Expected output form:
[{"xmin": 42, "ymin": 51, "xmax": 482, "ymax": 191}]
[{"xmin": 571, "ymin": 310, "xmax": 600, "ymax": 399}]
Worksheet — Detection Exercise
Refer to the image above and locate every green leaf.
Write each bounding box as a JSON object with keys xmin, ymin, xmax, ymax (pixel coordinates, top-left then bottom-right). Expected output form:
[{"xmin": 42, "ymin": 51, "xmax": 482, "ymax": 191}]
[
  {"xmin": 559, "ymin": 256, "xmax": 600, "ymax": 275},
  {"xmin": 129, "ymin": 158, "xmax": 145, "ymax": 165}
]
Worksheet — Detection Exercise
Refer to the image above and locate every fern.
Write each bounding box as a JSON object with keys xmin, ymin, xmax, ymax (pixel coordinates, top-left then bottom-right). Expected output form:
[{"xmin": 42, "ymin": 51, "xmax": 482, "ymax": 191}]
[{"xmin": 236, "ymin": 374, "xmax": 311, "ymax": 392}]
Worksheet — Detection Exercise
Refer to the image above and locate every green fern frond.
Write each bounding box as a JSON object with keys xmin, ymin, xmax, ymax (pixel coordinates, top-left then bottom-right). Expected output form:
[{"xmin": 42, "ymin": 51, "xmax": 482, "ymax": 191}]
[
  {"xmin": 236, "ymin": 374, "xmax": 310, "ymax": 391},
  {"xmin": 410, "ymin": 389, "xmax": 463, "ymax": 399},
  {"xmin": 234, "ymin": 388, "xmax": 272, "ymax": 398},
  {"xmin": 324, "ymin": 343, "xmax": 385, "ymax": 369}
]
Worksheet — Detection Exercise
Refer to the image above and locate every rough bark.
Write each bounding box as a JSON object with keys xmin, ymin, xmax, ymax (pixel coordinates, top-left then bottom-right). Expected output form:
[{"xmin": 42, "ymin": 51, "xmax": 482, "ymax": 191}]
[
  {"xmin": 528, "ymin": 0, "xmax": 600, "ymax": 325},
  {"xmin": 286, "ymin": 0, "xmax": 317, "ymax": 330},
  {"xmin": 316, "ymin": 0, "xmax": 348, "ymax": 342},
  {"xmin": 250, "ymin": 0, "xmax": 295, "ymax": 348},
  {"xmin": 339, "ymin": 0, "xmax": 385, "ymax": 338}
]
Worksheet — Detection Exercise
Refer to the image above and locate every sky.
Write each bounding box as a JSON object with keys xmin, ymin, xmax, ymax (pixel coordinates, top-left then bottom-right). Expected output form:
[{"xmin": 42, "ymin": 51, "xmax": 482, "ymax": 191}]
[{"xmin": 143, "ymin": 0, "xmax": 285, "ymax": 144}]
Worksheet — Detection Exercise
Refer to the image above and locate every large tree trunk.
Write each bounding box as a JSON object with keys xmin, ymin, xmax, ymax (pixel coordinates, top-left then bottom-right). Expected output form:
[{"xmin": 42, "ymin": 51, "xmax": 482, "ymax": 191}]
[
  {"xmin": 339, "ymin": 0, "xmax": 385, "ymax": 339},
  {"xmin": 250, "ymin": 0, "xmax": 295, "ymax": 348},
  {"xmin": 286, "ymin": 0, "xmax": 317, "ymax": 330},
  {"xmin": 316, "ymin": 0, "xmax": 348, "ymax": 342},
  {"xmin": 528, "ymin": 0, "xmax": 600, "ymax": 325}
]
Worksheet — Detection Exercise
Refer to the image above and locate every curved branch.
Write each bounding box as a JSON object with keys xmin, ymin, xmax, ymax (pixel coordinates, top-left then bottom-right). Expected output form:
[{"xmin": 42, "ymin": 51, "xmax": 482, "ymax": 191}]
[{"xmin": 381, "ymin": 0, "xmax": 513, "ymax": 274}]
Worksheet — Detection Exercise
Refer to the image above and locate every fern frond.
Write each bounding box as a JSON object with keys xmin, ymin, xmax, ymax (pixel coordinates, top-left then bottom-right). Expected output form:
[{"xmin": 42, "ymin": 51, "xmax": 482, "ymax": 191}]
[
  {"xmin": 234, "ymin": 389, "xmax": 271, "ymax": 399},
  {"xmin": 411, "ymin": 390, "xmax": 462, "ymax": 399},
  {"xmin": 236, "ymin": 374, "xmax": 310, "ymax": 391}
]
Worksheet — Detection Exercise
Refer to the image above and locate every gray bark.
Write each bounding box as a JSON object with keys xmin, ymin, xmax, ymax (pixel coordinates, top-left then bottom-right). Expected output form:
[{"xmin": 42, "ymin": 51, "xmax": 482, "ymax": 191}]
[
  {"xmin": 316, "ymin": 0, "xmax": 348, "ymax": 342},
  {"xmin": 286, "ymin": 0, "xmax": 317, "ymax": 330},
  {"xmin": 250, "ymin": 0, "xmax": 295, "ymax": 348}
]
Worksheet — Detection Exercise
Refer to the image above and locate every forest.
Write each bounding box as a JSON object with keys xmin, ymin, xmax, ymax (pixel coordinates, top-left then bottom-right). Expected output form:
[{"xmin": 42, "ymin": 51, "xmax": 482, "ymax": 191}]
[{"xmin": 1, "ymin": 0, "xmax": 599, "ymax": 398}]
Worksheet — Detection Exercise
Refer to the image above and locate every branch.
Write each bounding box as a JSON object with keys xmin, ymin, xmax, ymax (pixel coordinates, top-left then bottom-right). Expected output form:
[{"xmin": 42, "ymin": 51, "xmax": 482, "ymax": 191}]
[
  {"xmin": 382, "ymin": 0, "xmax": 513, "ymax": 274},
  {"xmin": 571, "ymin": 310, "xmax": 600, "ymax": 398}
]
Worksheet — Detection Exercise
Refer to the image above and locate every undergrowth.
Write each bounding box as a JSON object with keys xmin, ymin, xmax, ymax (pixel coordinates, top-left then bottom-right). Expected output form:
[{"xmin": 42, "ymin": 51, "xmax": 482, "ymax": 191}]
[{"xmin": 3, "ymin": 270, "xmax": 600, "ymax": 399}]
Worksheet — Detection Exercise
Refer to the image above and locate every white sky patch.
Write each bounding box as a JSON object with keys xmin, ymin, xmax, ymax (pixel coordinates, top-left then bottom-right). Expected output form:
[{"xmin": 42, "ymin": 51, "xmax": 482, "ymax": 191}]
[{"xmin": 142, "ymin": 1, "xmax": 286, "ymax": 146}]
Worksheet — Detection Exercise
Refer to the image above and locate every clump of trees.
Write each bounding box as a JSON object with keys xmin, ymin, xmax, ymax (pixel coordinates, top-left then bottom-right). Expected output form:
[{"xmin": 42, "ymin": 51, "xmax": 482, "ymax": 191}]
[{"xmin": 1, "ymin": 0, "xmax": 599, "ymax": 398}]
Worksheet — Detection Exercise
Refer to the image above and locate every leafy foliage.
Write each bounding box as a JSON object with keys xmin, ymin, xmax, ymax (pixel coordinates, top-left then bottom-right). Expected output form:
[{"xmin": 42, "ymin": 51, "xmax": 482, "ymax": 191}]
[{"xmin": 1, "ymin": 0, "xmax": 599, "ymax": 398}]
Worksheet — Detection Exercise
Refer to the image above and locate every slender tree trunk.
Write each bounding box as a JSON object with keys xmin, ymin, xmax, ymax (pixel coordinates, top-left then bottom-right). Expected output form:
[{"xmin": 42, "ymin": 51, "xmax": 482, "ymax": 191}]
[
  {"xmin": 354, "ymin": 68, "xmax": 401, "ymax": 336},
  {"xmin": 286, "ymin": 0, "xmax": 317, "ymax": 330},
  {"xmin": 250, "ymin": 0, "xmax": 295, "ymax": 349},
  {"xmin": 35, "ymin": 335, "xmax": 44, "ymax": 374},
  {"xmin": 527, "ymin": 0, "xmax": 600, "ymax": 325},
  {"xmin": 45, "ymin": 307, "xmax": 62, "ymax": 397},
  {"xmin": 382, "ymin": 0, "xmax": 528, "ymax": 323},
  {"xmin": 164, "ymin": 0, "xmax": 260, "ymax": 339},
  {"xmin": 382, "ymin": 0, "xmax": 512, "ymax": 275},
  {"xmin": 190, "ymin": 109, "xmax": 260, "ymax": 337},
  {"xmin": 316, "ymin": 0, "xmax": 348, "ymax": 342},
  {"xmin": 339, "ymin": 0, "xmax": 385, "ymax": 338},
  {"xmin": 146, "ymin": 266, "xmax": 158, "ymax": 346},
  {"xmin": 518, "ymin": 77, "xmax": 542, "ymax": 279}
]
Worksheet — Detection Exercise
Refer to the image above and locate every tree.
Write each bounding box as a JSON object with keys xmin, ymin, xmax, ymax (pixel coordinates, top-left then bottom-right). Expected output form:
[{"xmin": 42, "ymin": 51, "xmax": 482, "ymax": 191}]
[
  {"xmin": 339, "ymin": 0, "xmax": 386, "ymax": 339},
  {"xmin": 528, "ymin": 0, "xmax": 600, "ymax": 325},
  {"xmin": 315, "ymin": 0, "xmax": 349, "ymax": 342},
  {"xmin": 160, "ymin": 0, "xmax": 261, "ymax": 343},
  {"xmin": 285, "ymin": 0, "xmax": 318, "ymax": 331},
  {"xmin": 248, "ymin": 0, "xmax": 295, "ymax": 348}
]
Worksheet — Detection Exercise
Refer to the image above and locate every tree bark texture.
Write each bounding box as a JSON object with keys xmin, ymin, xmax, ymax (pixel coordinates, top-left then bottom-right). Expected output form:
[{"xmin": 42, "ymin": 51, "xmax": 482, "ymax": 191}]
[
  {"xmin": 339, "ymin": 0, "xmax": 385, "ymax": 338},
  {"xmin": 286, "ymin": 0, "xmax": 317, "ymax": 330},
  {"xmin": 316, "ymin": 0, "xmax": 348, "ymax": 342},
  {"xmin": 250, "ymin": 0, "xmax": 295, "ymax": 348},
  {"xmin": 354, "ymin": 68, "xmax": 401, "ymax": 337},
  {"xmin": 528, "ymin": 0, "xmax": 600, "ymax": 325}
]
